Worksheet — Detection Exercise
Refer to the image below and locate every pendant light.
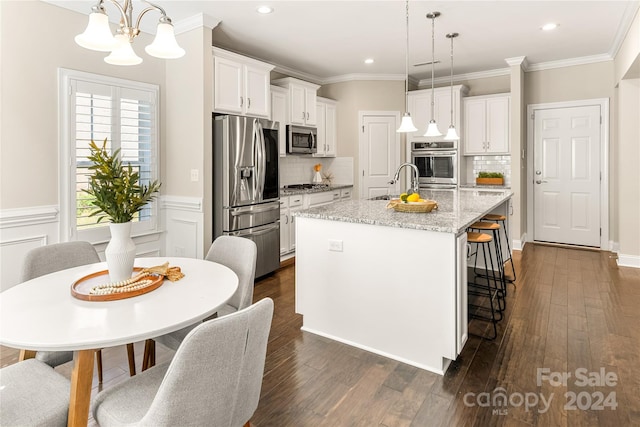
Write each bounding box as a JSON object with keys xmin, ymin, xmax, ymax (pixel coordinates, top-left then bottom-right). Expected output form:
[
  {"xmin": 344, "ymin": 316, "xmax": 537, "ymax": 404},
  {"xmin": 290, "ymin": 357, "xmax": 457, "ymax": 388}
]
[
  {"xmin": 397, "ymin": 0, "xmax": 417, "ymax": 133},
  {"xmin": 444, "ymin": 32, "xmax": 459, "ymax": 141},
  {"xmin": 424, "ymin": 12, "xmax": 442, "ymax": 137}
]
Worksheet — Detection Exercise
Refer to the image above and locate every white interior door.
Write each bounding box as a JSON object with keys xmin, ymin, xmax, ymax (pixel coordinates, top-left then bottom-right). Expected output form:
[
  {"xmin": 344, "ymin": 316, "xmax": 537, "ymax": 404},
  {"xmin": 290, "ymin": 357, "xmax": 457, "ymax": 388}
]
[
  {"xmin": 533, "ymin": 105, "xmax": 601, "ymax": 246},
  {"xmin": 359, "ymin": 113, "xmax": 400, "ymax": 199}
]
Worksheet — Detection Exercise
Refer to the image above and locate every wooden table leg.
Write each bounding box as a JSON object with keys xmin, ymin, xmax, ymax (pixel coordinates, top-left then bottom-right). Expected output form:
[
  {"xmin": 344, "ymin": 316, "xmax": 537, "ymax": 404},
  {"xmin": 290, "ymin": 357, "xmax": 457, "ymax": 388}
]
[
  {"xmin": 126, "ymin": 343, "xmax": 136, "ymax": 376},
  {"xmin": 19, "ymin": 349, "xmax": 36, "ymax": 361},
  {"xmin": 67, "ymin": 349, "xmax": 94, "ymax": 427}
]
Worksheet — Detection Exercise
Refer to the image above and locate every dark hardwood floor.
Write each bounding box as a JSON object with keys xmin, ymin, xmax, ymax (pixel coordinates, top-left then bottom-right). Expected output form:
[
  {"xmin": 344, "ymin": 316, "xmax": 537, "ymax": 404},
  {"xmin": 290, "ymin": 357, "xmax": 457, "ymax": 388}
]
[{"xmin": 2, "ymin": 244, "xmax": 639, "ymax": 426}]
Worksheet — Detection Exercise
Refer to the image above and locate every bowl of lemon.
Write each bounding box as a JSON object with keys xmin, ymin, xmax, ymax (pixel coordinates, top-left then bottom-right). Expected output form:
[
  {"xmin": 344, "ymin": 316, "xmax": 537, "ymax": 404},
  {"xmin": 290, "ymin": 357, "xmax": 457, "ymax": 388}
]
[{"xmin": 386, "ymin": 192, "xmax": 438, "ymax": 213}]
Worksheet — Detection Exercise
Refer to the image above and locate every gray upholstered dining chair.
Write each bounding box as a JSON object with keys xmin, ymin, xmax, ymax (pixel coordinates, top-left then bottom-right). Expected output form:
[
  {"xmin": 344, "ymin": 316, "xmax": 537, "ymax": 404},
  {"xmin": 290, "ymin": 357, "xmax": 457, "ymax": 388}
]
[
  {"xmin": 21, "ymin": 241, "xmax": 137, "ymax": 382},
  {"xmin": 92, "ymin": 298, "xmax": 274, "ymax": 427},
  {"xmin": 0, "ymin": 358, "xmax": 71, "ymax": 427},
  {"xmin": 142, "ymin": 236, "xmax": 258, "ymax": 368}
]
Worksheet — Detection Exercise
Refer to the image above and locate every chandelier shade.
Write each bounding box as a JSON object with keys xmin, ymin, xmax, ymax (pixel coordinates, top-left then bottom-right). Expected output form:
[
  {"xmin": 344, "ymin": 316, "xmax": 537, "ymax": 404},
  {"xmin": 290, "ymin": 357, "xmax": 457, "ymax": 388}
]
[
  {"xmin": 398, "ymin": 113, "xmax": 418, "ymax": 133},
  {"xmin": 75, "ymin": 0, "xmax": 185, "ymax": 65},
  {"xmin": 145, "ymin": 22, "xmax": 185, "ymax": 58},
  {"xmin": 74, "ymin": 10, "xmax": 116, "ymax": 51},
  {"xmin": 105, "ymin": 33, "xmax": 143, "ymax": 66}
]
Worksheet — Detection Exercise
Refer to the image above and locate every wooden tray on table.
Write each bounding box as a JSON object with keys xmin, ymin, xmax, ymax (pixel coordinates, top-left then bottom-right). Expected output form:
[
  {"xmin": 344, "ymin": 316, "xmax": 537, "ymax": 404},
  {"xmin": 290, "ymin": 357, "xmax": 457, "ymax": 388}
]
[{"xmin": 71, "ymin": 267, "xmax": 165, "ymax": 302}]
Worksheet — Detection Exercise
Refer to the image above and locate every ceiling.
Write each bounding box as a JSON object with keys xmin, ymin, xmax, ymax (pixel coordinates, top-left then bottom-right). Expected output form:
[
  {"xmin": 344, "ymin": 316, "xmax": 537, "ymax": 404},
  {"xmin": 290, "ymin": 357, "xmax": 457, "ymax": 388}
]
[{"xmin": 46, "ymin": 1, "xmax": 639, "ymax": 85}]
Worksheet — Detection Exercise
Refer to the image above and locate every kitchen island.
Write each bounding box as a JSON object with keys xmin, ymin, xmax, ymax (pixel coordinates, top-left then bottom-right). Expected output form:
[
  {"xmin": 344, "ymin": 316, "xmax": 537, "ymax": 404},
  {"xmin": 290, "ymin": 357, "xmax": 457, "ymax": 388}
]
[{"xmin": 294, "ymin": 188, "xmax": 512, "ymax": 374}]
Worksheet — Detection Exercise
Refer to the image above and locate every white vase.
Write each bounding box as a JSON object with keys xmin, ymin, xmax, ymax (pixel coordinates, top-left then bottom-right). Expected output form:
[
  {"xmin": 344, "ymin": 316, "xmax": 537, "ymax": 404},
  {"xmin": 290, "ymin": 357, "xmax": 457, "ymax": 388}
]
[
  {"xmin": 105, "ymin": 222, "xmax": 136, "ymax": 283},
  {"xmin": 313, "ymin": 171, "xmax": 323, "ymax": 184}
]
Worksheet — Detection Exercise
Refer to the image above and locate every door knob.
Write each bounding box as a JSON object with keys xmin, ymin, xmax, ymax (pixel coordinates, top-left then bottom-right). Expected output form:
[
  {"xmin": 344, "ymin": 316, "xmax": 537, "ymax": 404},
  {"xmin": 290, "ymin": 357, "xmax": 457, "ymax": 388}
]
[{"xmin": 535, "ymin": 170, "xmax": 542, "ymax": 175}]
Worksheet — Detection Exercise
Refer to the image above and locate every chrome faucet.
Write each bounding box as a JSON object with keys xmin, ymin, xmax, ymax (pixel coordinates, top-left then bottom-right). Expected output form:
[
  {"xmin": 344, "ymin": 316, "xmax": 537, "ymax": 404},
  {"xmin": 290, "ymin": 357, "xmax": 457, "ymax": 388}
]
[{"xmin": 389, "ymin": 162, "xmax": 420, "ymax": 194}]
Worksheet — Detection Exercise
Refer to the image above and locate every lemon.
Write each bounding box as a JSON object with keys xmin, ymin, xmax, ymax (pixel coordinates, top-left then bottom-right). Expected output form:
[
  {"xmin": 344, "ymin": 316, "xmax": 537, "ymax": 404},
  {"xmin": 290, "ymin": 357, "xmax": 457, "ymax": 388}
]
[{"xmin": 407, "ymin": 193, "xmax": 420, "ymax": 202}]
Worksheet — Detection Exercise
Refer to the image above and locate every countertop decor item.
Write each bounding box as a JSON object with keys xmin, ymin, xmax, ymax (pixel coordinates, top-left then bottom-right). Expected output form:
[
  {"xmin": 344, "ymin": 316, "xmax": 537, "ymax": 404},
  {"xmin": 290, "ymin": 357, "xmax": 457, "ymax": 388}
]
[
  {"xmin": 85, "ymin": 139, "xmax": 161, "ymax": 282},
  {"xmin": 386, "ymin": 198, "xmax": 438, "ymax": 213},
  {"xmin": 476, "ymin": 171, "xmax": 504, "ymax": 185},
  {"xmin": 313, "ymin": 163, "xmax": 323, "ymax": 183}
]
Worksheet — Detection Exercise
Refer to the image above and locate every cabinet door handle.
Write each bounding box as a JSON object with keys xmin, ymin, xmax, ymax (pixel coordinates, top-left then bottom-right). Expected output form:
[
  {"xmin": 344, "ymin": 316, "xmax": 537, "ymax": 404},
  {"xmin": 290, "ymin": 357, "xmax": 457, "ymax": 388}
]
[
  {"xmin": 306, "ymin": 112, "xmax": 310, "ymax": 120},
  {"xmin": 487, "ymin": 141, "xmax": 490, "ymax": 149},
  {"xmin": 247, "ymin": 98, "xmax": 251, "ymax": 109},
  {"xmin": 285, "ymin": 214, "xmax": 289, "ymax": 224},
  {"xmin": 240, "ymin": 96, "xmax": 244, "ymax": 107},
  {"xmin": 302, "ymin": 112, "xmax": 306, "ymax": 120}
]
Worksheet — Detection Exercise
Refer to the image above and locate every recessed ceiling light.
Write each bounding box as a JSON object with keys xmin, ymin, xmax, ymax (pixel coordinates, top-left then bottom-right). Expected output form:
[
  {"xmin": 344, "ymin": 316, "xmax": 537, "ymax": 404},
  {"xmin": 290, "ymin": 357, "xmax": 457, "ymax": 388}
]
[
  {"xmin": 541, "ymin": 23, "xmax": 558, "ymax": 31},
  {"xmin": 364, "ymin": 58, "xmax": 374, "ymax": 64},
  {"xmin": 257, "ymin": 6, "xmax": 273, "ymax": 14}
]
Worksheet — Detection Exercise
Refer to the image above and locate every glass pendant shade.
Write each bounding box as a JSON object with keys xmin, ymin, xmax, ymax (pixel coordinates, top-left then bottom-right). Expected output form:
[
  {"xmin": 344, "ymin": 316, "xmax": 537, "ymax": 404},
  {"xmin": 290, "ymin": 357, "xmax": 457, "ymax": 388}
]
[
  {"xmin": 75, "ymin": 12, "xmax": 116, "ymax": 51},
  {"xmin": 424, "ymin": 120, "xmax": 442, "ymax": 137},
  {"xmin": 145, "ymin": 23, "xmax": 185, "ymax": 59},
  {"xmin": 444, "ymin": 125, "xmax": 460, "ymax": 141},
  {"xmin": 397, "ymin": 113, "xmax": 418, "ymax": 133},
  {"xmin": 105, "ymin": 34, "xmax": 143, "ymax": 66}
]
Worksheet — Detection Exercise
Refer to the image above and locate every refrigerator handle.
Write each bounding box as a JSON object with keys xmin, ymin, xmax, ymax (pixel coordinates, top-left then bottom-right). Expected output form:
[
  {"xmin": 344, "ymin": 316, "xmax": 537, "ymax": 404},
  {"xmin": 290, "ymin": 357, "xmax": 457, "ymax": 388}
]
[
  {"xmin": 252, "ymin": 120, "xmax": 262, "ymax": 201},
  {"xmin": 256, "ymin": 121, "xmax": 266, "ymax": 201}
]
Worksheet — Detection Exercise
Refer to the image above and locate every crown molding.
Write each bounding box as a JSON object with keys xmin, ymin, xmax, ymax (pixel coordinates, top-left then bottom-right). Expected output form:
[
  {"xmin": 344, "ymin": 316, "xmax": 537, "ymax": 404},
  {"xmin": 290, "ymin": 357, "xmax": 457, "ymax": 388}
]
[
  {"xmin": 174, "ymin": 13, "xmax": 220, "ymax": 35},
  {"xmin": 272, "ymin": 63, "xmax": 324, "ymax": 85},
  {"xmin": 321, "ymin": 74, "xmax": 405, "ymax": 85},
  {"xmin": 505, "ymin": 56, "xmax": 529, "ymax": 69},
  {"xmin": 416, "ymin": 67, "xmax": 510, "ymax": 88},
  {"xmin": 609, "ymin": 1, "xmax": 640, "ymax": 58},
  {"xmin": 526, "ymin": 53, "xmax": 613, "ymax": 72}
]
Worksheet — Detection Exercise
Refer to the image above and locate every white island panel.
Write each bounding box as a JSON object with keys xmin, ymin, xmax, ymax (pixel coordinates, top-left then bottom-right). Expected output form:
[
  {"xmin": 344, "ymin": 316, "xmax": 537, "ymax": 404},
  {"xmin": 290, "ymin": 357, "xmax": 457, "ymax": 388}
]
[{"xmin": 296, "ymin": 217, "xmax": 459, "ymax": 374}]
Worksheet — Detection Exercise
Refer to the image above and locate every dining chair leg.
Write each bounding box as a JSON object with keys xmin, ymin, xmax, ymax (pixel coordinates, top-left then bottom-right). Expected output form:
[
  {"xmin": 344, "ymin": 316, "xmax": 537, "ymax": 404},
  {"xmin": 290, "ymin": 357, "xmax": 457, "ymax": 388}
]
[
  {"xmin": 96, "ymin": 349, "xmax": 103, "ymax": 383},
  {"xmin": 244, "ymin": 421, "xmax": 251, "ymax": 427},
  {"xmin": 19, "ymin": 349, "xmax": 36, "ymax": 361},
  {"xmin": 126, "ymin": 343, "xmax": 136, "ymax": 376},
  {"xmin": 142, "ymin": 339, "xmax": 156, "ymax": 371}
]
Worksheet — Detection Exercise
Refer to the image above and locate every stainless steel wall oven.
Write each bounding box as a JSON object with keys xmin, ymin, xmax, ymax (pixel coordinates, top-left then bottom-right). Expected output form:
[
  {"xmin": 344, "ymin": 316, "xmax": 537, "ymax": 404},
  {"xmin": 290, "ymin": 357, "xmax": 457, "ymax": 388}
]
[{"xmin": 411, "ymin": 141, "xmax": 457, "ymax": 188}]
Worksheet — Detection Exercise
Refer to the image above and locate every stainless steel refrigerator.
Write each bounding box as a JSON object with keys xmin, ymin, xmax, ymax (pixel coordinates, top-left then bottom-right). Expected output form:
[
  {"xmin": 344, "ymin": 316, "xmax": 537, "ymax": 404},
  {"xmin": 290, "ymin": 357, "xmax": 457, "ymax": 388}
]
[{"xmin": 213, "ymin": 115, "xmax": 280, "ymax": 278}]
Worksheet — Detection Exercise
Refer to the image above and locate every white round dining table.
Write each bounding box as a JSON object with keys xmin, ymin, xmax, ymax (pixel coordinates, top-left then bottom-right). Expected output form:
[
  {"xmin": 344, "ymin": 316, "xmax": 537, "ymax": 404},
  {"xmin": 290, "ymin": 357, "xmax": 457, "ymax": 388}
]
[{"xmin": 0, "ymin": 256, "xmax": 238, "ymax": 427}]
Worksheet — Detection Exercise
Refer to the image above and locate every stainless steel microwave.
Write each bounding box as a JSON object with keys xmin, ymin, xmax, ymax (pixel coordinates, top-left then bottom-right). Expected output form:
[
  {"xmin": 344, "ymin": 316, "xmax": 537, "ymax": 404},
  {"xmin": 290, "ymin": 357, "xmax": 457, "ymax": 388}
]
[{"xmin": 287, "ymin": 125, "xmax": 317, "ymax": 154}]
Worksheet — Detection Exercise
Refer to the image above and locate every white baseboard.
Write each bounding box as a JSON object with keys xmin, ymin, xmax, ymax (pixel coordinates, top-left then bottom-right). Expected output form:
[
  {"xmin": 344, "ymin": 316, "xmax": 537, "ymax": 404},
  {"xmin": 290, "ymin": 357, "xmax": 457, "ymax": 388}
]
[
  {"xmin": 512, "ymin": 233, "xmax": 527, "ymax": 251},
  {"xmin": 617, "ymin": 254, "xmax": 640, "ymax": 269},
  {"xmin": 609, "ymin": 241, "xmax": 619, "ymax": 252}
]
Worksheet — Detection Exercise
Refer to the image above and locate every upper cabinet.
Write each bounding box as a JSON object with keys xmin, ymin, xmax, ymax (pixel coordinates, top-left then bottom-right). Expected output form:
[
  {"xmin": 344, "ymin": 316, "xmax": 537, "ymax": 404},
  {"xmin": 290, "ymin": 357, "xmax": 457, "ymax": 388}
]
[
  {"xmin": 463, "ymin": 94, "xmax": 510, "ymax": 155},
  {"xmin": 213, "ymin": 47, "xmax": 274, "ymax": 118},
  {"xmin": 271, "ymin": 85, "xmax": 288, "ymax": 157},
  {"xmin": 407, "ymin": 85, "xmax": 468, "ymax": 140},
  {"xmin": 272, "ymin": 78, "xmax": 320, "ymax": 126},
  {"xmin": 315, "ymin": 97, "xmax": 337, "ymax": 157}
]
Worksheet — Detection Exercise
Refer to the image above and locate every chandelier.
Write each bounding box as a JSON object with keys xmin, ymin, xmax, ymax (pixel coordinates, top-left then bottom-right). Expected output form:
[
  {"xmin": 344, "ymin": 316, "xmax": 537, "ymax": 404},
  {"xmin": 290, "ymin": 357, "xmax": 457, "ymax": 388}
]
[
  {"xmin": 75, "ymin": 0, "xmax": 185, "ymax": 66},
  {"xmin": 424, "ymin": 11, "xmax": 442, "ymax": 137},
  {"xmin": 397, "ymin": 0, "xmax": 418, "ymax": 133}
]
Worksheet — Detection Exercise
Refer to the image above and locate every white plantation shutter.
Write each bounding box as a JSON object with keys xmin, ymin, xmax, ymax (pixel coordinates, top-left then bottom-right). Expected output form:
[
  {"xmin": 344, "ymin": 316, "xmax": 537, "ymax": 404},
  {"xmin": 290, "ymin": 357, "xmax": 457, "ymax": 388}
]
[{"xmin": 62, "ymin": 70, "xmax": 159, "ymax": 242}]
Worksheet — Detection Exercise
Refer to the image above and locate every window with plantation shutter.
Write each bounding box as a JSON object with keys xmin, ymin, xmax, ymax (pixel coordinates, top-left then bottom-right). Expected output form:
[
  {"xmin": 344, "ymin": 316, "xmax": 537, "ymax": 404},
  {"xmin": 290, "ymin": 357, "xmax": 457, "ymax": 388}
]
[{"xmin": 60, "ymin": 69, "xmax": 160, "ymax": 243}]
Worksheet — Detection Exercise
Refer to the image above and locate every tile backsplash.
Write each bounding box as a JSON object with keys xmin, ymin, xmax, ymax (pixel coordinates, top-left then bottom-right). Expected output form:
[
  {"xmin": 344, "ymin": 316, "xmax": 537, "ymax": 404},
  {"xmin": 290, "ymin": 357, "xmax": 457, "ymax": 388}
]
[
  {"xmin": 471, "ymin": 155, "xmax": 511, "ymax": 185},
  {"xmin": 279, "ymin": 156, "xmax": 354, "ymax": 187}
]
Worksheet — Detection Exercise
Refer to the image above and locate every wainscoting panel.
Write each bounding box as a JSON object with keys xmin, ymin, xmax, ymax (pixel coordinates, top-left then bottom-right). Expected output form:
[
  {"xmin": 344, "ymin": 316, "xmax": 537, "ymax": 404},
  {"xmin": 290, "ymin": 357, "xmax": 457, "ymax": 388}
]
[
  {"xmin": 162, "ymin": 196, "xmax": 204, "ymax": 260},
  {"xmin": 0, "ymin": 206, "xmax": 59, "ymax": 291}
]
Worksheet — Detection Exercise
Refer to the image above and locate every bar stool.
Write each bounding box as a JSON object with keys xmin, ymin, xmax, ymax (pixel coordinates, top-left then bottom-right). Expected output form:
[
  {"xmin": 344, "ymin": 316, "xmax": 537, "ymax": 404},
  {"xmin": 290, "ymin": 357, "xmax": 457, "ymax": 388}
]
[
  {"xmin": 469, "ymin": 221, "xmax": 507, "ymax": 308},
  {"xmin": 467, "ymin": 231, "xmax": 502, "ymax": 340},
  {"xmin": 482, "ymin": 214, "xmax": 516, "ymax": 284}
]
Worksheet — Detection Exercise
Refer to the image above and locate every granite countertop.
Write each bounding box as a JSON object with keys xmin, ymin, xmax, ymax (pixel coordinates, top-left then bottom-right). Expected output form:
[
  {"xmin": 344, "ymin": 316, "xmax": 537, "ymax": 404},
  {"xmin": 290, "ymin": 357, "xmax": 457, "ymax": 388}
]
[
  {"xmin": 280, "ymin": 184, "xmax": 353, "ymax": 196},
  {"xmin": 293, "ymin": 188, "xmax": 513, "ymax": 234}
]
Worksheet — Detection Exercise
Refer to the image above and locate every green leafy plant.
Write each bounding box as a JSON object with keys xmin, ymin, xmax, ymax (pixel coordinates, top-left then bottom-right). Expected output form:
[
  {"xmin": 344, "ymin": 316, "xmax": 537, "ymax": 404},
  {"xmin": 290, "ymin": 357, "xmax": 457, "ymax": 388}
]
[
  {"xmin": 477, "ymin": 171, "xmax": 504, "ymax": 179},
  {"xmin": 84, "ymin": 139, "xmax": 161, "ymax": 224}
]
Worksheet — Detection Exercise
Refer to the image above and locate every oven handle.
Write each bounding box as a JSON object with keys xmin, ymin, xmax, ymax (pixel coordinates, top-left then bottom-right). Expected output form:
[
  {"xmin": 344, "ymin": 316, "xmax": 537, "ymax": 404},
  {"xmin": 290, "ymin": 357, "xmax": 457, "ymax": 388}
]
[{"xmin": 411, "ymin": 150, "xmax": 457, "ymax": 156}]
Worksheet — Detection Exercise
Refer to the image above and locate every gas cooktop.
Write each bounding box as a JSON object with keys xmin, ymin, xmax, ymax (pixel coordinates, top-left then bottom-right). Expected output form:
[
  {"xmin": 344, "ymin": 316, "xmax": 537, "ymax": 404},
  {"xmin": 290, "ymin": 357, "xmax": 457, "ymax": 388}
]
[{"xmin": 284, "ymin": 184, "xmax": 329, "ymax": 190}]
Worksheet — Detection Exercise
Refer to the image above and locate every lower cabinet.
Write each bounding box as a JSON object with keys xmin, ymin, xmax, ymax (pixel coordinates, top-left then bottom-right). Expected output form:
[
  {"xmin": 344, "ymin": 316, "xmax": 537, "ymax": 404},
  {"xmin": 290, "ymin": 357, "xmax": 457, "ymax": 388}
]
[
  {"xmin": 456, "ymin": 232, "xmax": 469, "ymax": 356},
  {"xmin": 280, "ymin": 187, "xmax": 353, "ymax": 259},
  {"xmin": 280, "ymin": 195, "xmax": 303, "ymax": 256}
]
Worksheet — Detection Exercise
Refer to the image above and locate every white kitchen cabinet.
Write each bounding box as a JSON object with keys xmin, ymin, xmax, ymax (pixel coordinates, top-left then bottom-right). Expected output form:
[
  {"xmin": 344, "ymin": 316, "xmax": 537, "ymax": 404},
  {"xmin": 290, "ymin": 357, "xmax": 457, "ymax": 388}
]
[
  {"xmin": 341, "ymin": 188, "xmax": 352, "ymax": 199},
  {"xmin": 463, "ymin": 94, "xmax": 510, "ymax": 155},
  {"xmin": 280, "ymin": 194, "xmax": 303, "ymax": 256},
  {"xmin": 213, "ymin": 47, "xmax": 274, "ymax": 118},
  {"xmin": 407, "ymin": 85, "xmax": 467, "ymax": 140},
  {"xmin": 456, "ymin": 232, "xmax": 468, "ymax": 356},
  {"xmin": 271, "ymin": 85, "xmax": 288, "ymax": 157},
  {"xmin": 272, "ymin": 77, "xmax": 320, "ymax": 126},
  {"xmin": 315, "ymin": 97, "xmax": 337, "ymax": 157}
]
